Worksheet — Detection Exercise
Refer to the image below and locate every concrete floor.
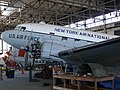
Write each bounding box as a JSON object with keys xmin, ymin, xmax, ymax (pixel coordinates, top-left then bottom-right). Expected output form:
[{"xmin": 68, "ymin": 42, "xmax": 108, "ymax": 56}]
[{"xmin": 0, "ymin": 70, "xmax": 53, "ymax": 90}]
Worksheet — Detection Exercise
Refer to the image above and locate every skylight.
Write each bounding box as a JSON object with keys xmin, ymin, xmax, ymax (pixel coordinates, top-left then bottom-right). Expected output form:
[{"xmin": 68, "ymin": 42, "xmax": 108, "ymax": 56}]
[
  {"xmin": 0, "ymin": 1, "xmax": 8, "ymax": 6},
  {"xmin": 0, "ymin": 1, "xmax": 17, "ymax": 16},
  {"xmin": 66, "ymin": 10, "xmax": 120, "ymax": 29}
]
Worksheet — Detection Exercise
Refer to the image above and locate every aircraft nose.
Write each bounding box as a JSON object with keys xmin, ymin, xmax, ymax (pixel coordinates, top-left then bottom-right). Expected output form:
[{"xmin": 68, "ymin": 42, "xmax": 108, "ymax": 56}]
[
  {"xmin": 1, "ymin": 31, "xmax": 8, "ymax": 41},
  {"xmin": 1, "ymin": 30, "xmax": 24, "ymax": 48},
  {"xmin": 1, "ymin": 30, "xmax": 17, "ymax": 47}
]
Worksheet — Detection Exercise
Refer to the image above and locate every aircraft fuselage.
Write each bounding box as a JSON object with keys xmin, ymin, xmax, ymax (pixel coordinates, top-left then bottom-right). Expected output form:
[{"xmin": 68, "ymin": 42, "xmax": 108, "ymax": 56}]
[{"xmin": 1, "ymin": 23, "xmax": 118, "ymax": 63}]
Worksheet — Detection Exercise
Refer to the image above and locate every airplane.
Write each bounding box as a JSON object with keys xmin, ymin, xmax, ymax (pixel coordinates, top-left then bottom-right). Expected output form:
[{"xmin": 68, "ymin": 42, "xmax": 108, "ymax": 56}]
[{"xmin": 1, "ymin": 22, "xmax": 120, "ymax": 77}]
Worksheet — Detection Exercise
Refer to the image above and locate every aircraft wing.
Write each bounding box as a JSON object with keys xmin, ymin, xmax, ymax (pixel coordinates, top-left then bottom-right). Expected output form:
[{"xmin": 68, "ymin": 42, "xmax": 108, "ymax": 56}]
[{"xmin": 59, "ymin": 37, "xmax": 120, "ymax": 67}]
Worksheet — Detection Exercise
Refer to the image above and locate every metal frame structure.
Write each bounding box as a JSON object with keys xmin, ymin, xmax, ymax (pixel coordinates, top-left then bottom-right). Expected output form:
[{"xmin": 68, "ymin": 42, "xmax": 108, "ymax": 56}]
[{"xmin": 0, "ymin": 0, "xmax": 119, "ymax": 32}]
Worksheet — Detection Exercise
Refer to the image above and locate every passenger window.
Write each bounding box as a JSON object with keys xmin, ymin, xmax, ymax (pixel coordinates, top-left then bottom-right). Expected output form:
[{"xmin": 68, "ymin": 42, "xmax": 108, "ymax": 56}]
[
  {"xmin": 87, "ymin": 41, "xmax": 94, "ymax": 44},
  {"xmin": 62, "ymin": 37, "xmax": 67, "ymax": 41},
  {"xmin": 74, "ymin": 39, "xmax": 80, "ymax": 43},
  {"xmin": 50, "ymin": 32, "xmax": 54, "ymax": 35}
]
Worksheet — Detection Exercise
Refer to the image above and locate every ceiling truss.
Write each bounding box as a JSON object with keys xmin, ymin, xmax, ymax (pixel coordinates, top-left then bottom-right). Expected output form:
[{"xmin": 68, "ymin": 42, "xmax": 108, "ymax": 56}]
[{"xmin": 0, "ymin": 0, "xmax": 119, "ymax": 32}]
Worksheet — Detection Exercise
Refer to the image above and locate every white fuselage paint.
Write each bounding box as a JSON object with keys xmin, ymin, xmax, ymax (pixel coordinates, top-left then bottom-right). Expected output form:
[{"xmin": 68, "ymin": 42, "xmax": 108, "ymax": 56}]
[{"xmin": 1, "ymin": 23, "xmax": 119, "ymax": 62}]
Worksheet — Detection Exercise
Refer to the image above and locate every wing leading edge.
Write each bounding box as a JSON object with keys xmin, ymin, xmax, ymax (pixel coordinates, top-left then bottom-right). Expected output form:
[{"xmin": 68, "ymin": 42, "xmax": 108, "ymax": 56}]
[{"xmin": 59, "ymin": 37, "xmax": 120, "ymax": 67}]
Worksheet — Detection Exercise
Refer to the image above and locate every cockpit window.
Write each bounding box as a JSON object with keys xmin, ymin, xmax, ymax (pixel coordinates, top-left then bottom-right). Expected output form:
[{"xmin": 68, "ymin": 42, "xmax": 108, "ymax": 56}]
[
  {"xmin": 14, "ymin": 26, "xmax": 26, "ymax": 31},
  {"xmin": 14, "ymin": 26, "xmax": 21, "ymax": 30},
  {"xmin": 21, "ymin": 27, "xmax": 26, "ymax": 31}
]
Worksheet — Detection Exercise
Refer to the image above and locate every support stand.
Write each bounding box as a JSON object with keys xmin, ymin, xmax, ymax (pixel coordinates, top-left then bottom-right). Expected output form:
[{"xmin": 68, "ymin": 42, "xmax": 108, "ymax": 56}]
[{"xmin": 28, "ymin": 41, "xmax": 42, "ymax": 82}]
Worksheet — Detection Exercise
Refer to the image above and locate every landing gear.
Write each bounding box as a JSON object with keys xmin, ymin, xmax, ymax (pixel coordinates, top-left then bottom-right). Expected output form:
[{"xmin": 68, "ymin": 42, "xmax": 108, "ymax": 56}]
[
  {"xmin": 73, "ymin": 63, "xmax": 108, "ymax": 77},
  {"xmin": 6, "ymin": 69, "xmax": 15, "ymax": 78}
]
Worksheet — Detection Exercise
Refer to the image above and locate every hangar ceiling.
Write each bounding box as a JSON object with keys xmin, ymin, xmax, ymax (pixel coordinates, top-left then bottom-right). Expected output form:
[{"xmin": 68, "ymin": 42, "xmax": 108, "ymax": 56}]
[{"xmin": 0, "ymin": 0, "xmax": 120, "ymax": 32}]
